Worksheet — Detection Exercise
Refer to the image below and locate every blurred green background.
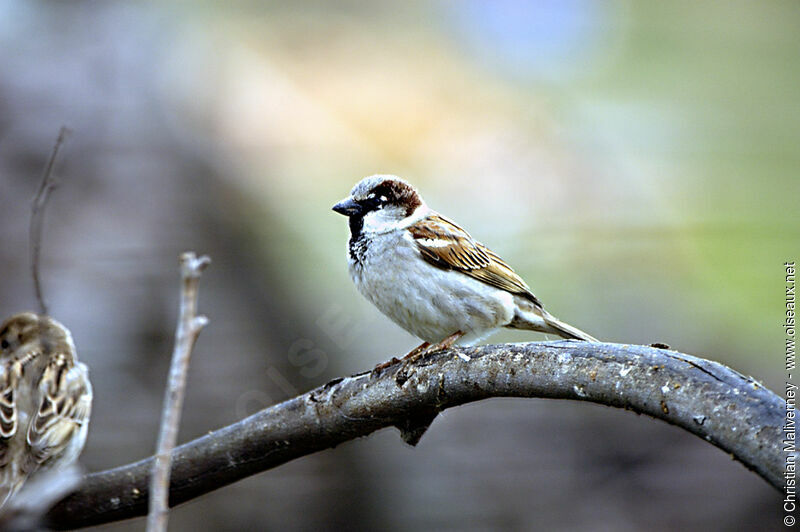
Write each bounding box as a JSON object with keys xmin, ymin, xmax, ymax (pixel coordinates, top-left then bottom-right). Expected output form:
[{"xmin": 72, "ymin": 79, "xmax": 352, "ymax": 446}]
[
  {"xmin": 163, "ymin": 0, "xmax": 799, "ymax": 373},
  {"xmin": 0, "ymin": 0, "xmax": 796, "ymax": 530}
]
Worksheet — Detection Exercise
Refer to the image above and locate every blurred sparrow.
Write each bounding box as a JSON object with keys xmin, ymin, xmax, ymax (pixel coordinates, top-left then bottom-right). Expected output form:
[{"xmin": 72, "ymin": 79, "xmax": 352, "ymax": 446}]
[
  {"xmin": 0, "ymin": 312, "xmax": 92, "ymax": 507},
  {"xmin": 333, "ymin": 175, "xmax": 596, "ymax": 358}
]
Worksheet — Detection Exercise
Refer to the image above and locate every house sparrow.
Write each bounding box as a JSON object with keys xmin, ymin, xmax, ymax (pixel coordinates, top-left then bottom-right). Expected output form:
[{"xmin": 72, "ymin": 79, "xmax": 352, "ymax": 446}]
[
  {"xmin": 0, "ymin": 312, "xmax": 92, "ymax": 508},
  {"xmin": 333, "ymin": 175, "xmax": 596, "ymax": 358}
]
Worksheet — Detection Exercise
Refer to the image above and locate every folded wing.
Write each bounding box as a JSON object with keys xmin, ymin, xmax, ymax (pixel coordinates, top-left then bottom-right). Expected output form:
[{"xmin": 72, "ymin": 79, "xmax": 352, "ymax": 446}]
[
  {"xmin": 27, "ymin": 356, "xmax": 91, "ymax": 470},
  {"xmin": 408, "ymin": 214, "xmax": 543, "ymax": 307}
]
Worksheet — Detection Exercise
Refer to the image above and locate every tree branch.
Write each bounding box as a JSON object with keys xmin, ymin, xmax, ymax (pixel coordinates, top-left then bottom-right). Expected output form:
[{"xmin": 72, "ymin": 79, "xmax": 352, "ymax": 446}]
[
  {"xmin": 147, "ymin": 252, "xmax": 210, "ymax": 532},
  {"xmin": 29, "ymin": 126, "xmax": 70, "ymax": 316},
  {"xmin": 46, "ymin": 341, "xmax": 784, "ymax": 529}
]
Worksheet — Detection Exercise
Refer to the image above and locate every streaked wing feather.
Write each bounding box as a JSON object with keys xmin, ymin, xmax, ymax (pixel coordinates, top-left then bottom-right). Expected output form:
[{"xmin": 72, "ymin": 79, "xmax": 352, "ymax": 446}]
[
  {"xmin": 410, "ymin": 214, "xmax": 542, "ymax": 306},
  {"xmin": 0, "ymin": 362, "xmax": 18, "ymax": 467},
  {"xmin": 27, "ymin": 359, "xmax": 91, "ymax": 468}
]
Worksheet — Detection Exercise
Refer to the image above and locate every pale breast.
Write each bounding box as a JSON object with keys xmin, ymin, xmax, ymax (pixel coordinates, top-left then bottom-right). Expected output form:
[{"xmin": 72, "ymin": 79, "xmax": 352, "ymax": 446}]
[{"xmin": 348, "ymin": 230, "xmax": 515, "ymax": 344}]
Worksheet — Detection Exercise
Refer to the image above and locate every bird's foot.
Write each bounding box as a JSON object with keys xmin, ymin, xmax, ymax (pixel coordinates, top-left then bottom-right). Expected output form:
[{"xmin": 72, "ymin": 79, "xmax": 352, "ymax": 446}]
[
  {"xmin": 432, "ymin": 331, "xmax": 465, "ymax": 353},
  {"xmin": 372, "ymin": 342, "xmax": 430, "ymax": 372},
  {"xmin": 401, "ymin": 341, "xmax": 431, "ymax": 361},
  {"xmin": 372, "ymin": 356, "xmax": 401, "ymax": 372},
  {"xmin": 402, "ymin": 331, "xmax": 464, "ymax": 365},
  {"xmin": 374, "ymin": 332, "xmax": 465, "ymax": 379}
]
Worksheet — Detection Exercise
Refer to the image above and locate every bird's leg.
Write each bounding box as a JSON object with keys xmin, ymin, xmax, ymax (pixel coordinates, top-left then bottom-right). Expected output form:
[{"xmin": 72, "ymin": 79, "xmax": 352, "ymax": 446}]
[
  {"xmin": 432, "ymin": 330, "xmax": 465, "ymax": 352},
  {"xmin": 392, "ymin": 331, "xmax": 466, "ymax": 388},
  {"xmin": 402, "ymin": 331, "xmax": 465, "ymax": 365},
  {"xmin": 402, "ymin": 341, "xmax": 431, "ymax": 360},
  {"xmin": 373, "ymin": 332, "xmax": 465, "ymax": 373},
  {"xmin": 372, "ymin": 341, "xmax": 430, "ymax": 372}
]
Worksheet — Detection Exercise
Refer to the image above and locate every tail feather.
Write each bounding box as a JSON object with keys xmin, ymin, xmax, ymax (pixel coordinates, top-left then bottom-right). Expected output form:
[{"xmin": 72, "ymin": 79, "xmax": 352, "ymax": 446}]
[
  {"xmin": 539, "ymin": 311, "xmax": 598, "ymax": 342},
  {"xmin": 509, "ymin": 306, "xmax": 598, "ymax": 342},
  {"xmin": 0, "ymin": 478, "xmax": 25, "ymax": 511}
]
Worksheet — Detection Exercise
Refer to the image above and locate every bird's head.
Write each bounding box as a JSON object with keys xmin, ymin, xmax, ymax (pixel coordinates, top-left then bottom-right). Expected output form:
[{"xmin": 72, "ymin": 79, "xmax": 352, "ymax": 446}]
[
  {"xmin": 0, "ymin": 312, "xmax": 74, "ymax": 360},
  {"xmin": 333, "ymin": 175, "xmax": 425, "ymax": 237}
]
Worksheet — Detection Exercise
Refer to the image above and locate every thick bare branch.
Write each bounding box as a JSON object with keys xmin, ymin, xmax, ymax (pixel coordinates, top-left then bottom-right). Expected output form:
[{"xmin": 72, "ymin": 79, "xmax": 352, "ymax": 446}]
[
  {"xmin": 47, "ymin": 341, "xmax": 783, "ymax": 529},
  {"xmin": 146, "ymin": 252, "xmax": 210, "ymax": 532}
]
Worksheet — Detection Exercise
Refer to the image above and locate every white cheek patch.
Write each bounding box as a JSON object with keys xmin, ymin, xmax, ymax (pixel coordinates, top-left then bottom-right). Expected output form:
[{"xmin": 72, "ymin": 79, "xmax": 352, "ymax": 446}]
[
  {"xmin": 416, "ymin": 238, "xmax": 451, "ymax": 248},
  {"xmin": 361, "ymin": 206, "xmax": 407, "ymax": 234}
]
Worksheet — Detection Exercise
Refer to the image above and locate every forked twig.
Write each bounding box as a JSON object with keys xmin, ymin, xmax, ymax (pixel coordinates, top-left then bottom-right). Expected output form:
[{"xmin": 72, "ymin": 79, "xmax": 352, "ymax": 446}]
[
  {"xmin": 146, "ymin": 252, "xmax": 210, "ymax": 532},
  {"xmin": 29, "ymin": 126, "xmax": 71, "ymax": 315}
]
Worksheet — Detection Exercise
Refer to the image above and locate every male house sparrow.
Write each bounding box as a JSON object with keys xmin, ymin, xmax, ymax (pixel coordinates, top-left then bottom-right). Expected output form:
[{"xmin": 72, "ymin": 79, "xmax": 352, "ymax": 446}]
[
  {"xmin": 0, "ymin": 312, "xmax": 92, "ymax": 507},
  {"xmin": 333, "ymin": 175, "xmax": 596, "ymax": 357}
]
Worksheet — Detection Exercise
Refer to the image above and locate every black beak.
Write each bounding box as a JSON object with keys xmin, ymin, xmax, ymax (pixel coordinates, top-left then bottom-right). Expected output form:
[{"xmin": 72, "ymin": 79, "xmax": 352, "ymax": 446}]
[{"xmin": 332, "ymin": 197, "xmax": 362, "ymax": 217}]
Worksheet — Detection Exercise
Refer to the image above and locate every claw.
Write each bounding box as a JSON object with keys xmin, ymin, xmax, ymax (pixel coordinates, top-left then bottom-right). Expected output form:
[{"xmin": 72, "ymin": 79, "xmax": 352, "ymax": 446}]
[
  {"xmin": 374, "ymin": 332, "xmax": 465, "ymax": 375},
  {"xmin": 372, "ymin": 356, "xmax": 401, "ymax": 372},
  {"xmin": 403, "ymin": 331, "xmax": 464, "ymax": 365},
  {"xmin": 401, "ymin": 341, "xmax": 430, "ymax": 360},
  {"xmin": 434, "ymin": 331, "xmax": 465, "ymax": 352}
]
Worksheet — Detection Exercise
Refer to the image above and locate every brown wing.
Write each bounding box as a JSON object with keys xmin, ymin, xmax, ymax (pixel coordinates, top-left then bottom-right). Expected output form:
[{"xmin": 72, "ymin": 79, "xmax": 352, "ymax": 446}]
[
  {"xmin": 27, "ymin": 355, "xmax": 91, "ymax": 469},
  {"xmin": 409, "ymin": 214, "xmax": 542, "ymax": 306}
]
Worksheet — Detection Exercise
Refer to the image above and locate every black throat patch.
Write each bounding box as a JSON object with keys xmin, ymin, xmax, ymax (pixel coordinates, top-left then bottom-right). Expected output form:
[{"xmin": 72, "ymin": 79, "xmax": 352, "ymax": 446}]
[
  {"xmin": 348, "ymin": 214, "xmax": 364, "ymax": 242},
  {"xmin": 347, "ymin": 216, "xmax": 368, "ymax": 266}
]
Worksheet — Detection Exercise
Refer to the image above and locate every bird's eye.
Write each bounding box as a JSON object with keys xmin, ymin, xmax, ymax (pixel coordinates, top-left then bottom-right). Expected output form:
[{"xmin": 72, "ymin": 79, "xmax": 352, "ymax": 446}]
[
  {"xmin": 361, "ymin": 193, "xmax": 384, "ymax": 210},
  {"xmin": 0, "ymin": 339, "xmax": 8, "ymax": 349}
]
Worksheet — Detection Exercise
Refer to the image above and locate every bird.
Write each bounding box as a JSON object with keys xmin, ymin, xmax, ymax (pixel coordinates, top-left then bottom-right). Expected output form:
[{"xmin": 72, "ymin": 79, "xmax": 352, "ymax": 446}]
[
  {"xmin": 332, "ymin": 175, "xmax": 597, "ymax": 360},
  {"xmin": 0, "ymin": 312, "xmax": 92, "ymax": 507}
]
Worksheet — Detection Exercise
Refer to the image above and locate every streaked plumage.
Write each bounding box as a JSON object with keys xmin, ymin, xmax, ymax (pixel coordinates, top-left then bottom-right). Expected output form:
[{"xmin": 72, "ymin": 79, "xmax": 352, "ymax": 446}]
[
  {"xmin": 0, "ymin": 313, "xmax": 91, "ymax": 507},
  {"xmin": 333, "ymin": 175, "xmax": 596, "ymax": 350},
  {"xmin": 408, "ymin": 215, "xmax": 540, "ymax": 302}
]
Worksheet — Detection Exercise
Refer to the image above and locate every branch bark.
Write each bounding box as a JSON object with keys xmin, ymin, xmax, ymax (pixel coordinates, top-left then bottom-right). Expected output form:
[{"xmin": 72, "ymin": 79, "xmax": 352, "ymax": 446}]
[
  {"xmin": 147, "ymin": 252, "xmax": 209, "ymax": 532},
  {"xmin": 47, "ymin": 341, "xmax": 784, "ymax": 529}
]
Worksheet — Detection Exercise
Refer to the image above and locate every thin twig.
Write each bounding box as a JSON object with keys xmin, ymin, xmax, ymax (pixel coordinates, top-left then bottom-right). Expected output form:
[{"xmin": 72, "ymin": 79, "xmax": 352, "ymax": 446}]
[
  {"xmin": 29, "ymin": 126, "xmax": 71, "ymax": 316},
  {"xmin": 146, "ymin": 252, "xmax": 210, "ymax": 532},
  {"xmin": 48, "ymin": 341, "xmax": 784, "ymax": 529}
]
